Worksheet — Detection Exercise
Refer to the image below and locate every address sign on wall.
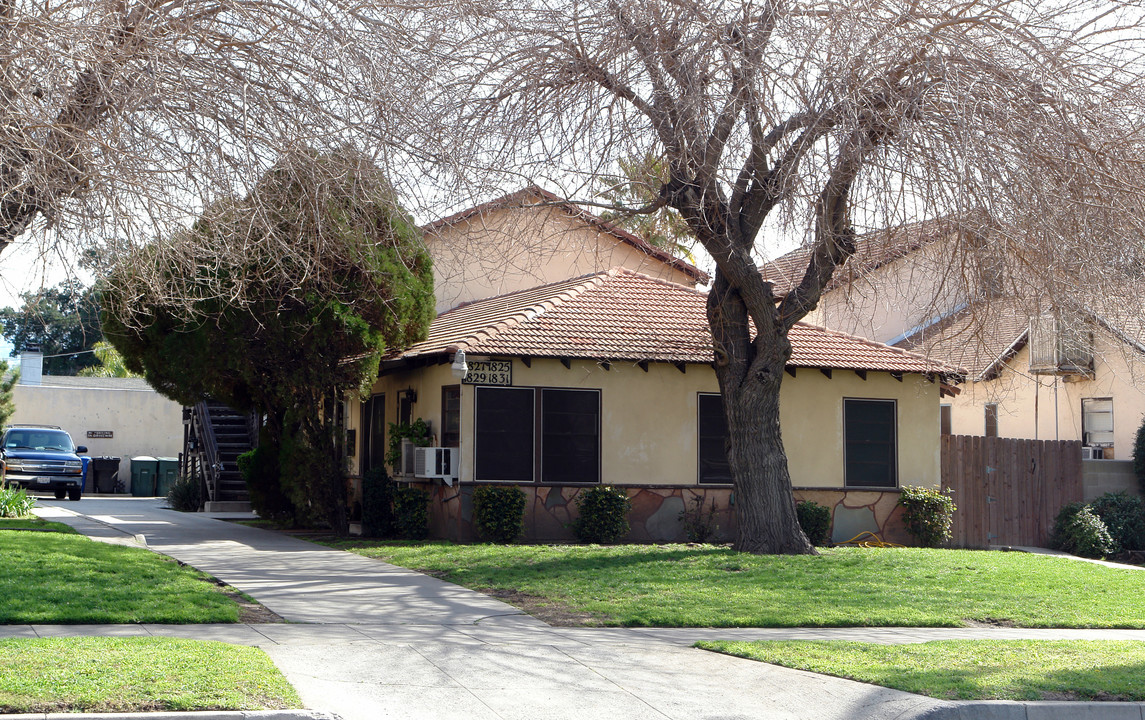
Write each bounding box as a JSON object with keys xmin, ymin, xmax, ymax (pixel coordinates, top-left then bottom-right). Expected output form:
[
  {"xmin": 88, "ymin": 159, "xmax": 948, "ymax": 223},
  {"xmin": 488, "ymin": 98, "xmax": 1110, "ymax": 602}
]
[{"xmin": 462, "ymin": 359, "xmax": 512, "ymax": 386}]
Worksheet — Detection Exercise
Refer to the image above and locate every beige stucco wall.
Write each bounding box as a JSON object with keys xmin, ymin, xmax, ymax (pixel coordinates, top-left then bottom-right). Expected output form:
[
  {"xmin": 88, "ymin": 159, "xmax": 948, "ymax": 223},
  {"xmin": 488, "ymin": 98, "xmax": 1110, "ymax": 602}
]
[
  {"xmin": 349, "ymin": 358, "xmax": 942, "ymax": 490},
  {"xmin": 948, "ymin": 330, "xmax": 1145, "ymax": 460},
  {"xmin": 11, "ymin": 384, "xmax": 184, "ymax": 483},
  {"xmin": 811, "ymin": 236, "xmax": 972, "ymax": 344},
  {"xmin": 426, "ymin": 205, "xmax": 699, "ymax": 313}
]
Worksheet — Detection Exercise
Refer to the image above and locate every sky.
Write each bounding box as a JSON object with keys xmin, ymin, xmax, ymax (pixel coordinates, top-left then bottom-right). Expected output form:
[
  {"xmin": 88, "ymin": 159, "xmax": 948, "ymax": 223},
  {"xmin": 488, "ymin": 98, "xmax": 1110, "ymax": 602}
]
[{"xmin": 0, "ymin": 239, "xmax": 89, "ymax": 363}]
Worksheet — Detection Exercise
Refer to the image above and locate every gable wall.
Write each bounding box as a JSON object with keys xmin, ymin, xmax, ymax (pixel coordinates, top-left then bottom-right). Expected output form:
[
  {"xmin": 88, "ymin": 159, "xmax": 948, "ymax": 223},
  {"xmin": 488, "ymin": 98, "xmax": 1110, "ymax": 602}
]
[
  {"xmin": 813, "ymin": 235, "xmax": 974, "ymax": 344},
  {"xmin": 426, "ymin": 205, "xmax": 699, "ymax": 313}
]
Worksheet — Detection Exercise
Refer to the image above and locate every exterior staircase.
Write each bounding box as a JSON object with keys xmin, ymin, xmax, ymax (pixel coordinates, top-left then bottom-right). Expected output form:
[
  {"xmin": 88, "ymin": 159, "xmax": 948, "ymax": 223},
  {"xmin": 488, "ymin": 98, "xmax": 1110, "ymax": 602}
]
[{"xmin": 183, "ymin": 401, "xmax": 257, "ymax": 512}]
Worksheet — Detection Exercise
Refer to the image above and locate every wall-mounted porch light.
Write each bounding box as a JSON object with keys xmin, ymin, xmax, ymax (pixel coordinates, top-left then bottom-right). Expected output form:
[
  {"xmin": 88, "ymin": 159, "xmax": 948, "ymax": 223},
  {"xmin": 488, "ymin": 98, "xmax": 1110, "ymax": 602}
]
[{"xmin": 451, "ymin": 349, "xmax": 468, "ymax": 380}]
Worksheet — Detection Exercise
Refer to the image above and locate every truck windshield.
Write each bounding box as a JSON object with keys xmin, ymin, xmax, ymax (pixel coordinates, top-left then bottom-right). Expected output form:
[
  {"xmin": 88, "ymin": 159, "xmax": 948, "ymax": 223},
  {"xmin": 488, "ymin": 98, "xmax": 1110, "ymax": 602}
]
[{"xmin": 5, "ymin": 431, "xmax": 74, "ymax": 452}]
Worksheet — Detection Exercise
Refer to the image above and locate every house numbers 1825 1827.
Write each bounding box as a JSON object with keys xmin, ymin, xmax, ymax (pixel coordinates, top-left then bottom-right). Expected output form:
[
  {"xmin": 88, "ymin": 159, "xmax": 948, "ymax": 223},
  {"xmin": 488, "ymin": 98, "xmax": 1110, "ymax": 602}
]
[{"xmin": 462, "ymin": 359, "xmax": 512, "ymax": 386}]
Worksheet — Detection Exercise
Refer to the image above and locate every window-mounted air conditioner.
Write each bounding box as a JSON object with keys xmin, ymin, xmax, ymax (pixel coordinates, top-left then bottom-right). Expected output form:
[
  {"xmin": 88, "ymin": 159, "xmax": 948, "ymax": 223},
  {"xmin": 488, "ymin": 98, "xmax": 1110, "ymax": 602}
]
[
  {"xmin": 400, "ymin": 439, "xmax": 417, "ymax": 476},
  {"xmin": 414, "ymin": 447, "xmax": 459, "ymax": 484},
  {"xmin": 1081, "ymin": 446, "xmax": 1104, "ymax": 460}
]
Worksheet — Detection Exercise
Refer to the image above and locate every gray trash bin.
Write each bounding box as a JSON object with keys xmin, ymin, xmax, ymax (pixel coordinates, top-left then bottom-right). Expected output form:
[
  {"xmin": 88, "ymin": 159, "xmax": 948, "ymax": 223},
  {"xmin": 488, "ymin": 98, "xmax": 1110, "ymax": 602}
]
[{"xmin": 91, "ymin": 457, "xmax": 121, "ymax": 493}]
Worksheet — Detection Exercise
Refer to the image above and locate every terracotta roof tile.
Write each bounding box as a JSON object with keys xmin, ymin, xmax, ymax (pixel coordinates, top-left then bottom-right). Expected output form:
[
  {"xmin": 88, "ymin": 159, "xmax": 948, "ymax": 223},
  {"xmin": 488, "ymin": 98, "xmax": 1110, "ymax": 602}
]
[
  {"xmin": 391, "ymin": 269, "xmax": 959, "ymax": 378},
  {"xmin": 894, "ymin": 299, "xmax": 1028, "ymax": 379},
  {"xmin": 423, "ymin": 186, "xmax": 708, "ymax": 283}
]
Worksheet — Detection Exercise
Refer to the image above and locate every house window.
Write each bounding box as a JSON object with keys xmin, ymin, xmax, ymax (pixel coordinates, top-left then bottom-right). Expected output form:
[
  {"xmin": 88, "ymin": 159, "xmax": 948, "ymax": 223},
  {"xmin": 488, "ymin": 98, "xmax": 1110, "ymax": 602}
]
[
  {"xmin": 473, "ymin": 386, "xmax": 601, "ymax": 483},
  {"xmin": 541, "ymin": 389, "xmax": 600, "ymax": 484},
  {"xmin": 442, "ymin": 386, "xmax": 461, "ymax": 448},
  {"xmin": 474, "ymin": 387, "xmax": 534, "ymax": 482},
  {"xmin": 939, "ymin": 404, "xmax": 952, "ymax": 436},
  {"xmin": 697, "ymin": 393, "xmax": 732, "ymax": 484},
  {"xmin": 1082, "ymin": 398, "xmax": 1114, "ymax": 447},
  {"xmin": 360, "ymin": 394, "xmax": 385, "ymax": 473},
  {"xmin": 398, "ymin": 391, "xmax": 414, "ymax": 426},
  {"xmin": 843, "ymin": 398, "xmax": 897, "ymax": 488},
  {"xmin": 985, "ymin": 403, "xmax": 998, "ymax": 438}
]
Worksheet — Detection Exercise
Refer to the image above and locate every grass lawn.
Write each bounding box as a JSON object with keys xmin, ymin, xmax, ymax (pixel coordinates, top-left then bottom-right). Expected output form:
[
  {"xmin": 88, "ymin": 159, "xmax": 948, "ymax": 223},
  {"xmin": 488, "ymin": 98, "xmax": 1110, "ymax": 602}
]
[
  {"xmin": 0, "ymin": 529, "xmax": 240, "ymax": 623},
  {"xmin": 0, "ymin": 637, "xmax": 300, "ymax": 712},
  {"xmin": 0, "ymin": 518, "xmax": 77, "ymax": 533},
  {"xmin": 697, "ymin": 639, "xmax": 1145, "ymax": 701},
  {"xmin": 319, "ymin": 541, "xmax": 1145, "ymax": 628}
]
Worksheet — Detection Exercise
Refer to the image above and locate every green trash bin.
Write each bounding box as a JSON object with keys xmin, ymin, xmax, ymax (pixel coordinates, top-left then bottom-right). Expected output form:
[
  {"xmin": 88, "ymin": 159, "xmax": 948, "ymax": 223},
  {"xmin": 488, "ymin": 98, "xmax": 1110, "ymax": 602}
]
[
  {"xmin": 131, "ymin": 456, "xmax": 158, "ymax": 496},
  {"xmin": 156, "ymin": 457, "xmax": 179, "ymax": 498}
]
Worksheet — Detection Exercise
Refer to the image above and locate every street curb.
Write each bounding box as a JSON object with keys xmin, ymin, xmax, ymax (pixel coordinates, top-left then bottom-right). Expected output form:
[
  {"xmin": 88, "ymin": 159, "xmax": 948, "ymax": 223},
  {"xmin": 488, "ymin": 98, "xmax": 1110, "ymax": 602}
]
[
  {"xmin": 1, "ymin": 712, "xmax": 342, "ymax": 720},
  {"xmin": 920, "ymin": 701, "xmax": 1145, "ymax": 719}
]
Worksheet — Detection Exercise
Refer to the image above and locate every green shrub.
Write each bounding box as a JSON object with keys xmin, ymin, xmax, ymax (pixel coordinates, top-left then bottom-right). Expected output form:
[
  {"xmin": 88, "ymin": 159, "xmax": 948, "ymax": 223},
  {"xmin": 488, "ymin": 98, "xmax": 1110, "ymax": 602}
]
[
  {"xmin": 1050, "ymin": 502, "xmax": 1085, "ymax": 550},
  {"xmin": 572, "ymin": 486, "xmax": 631, "ymax": 544},
  {"xmin": 473, "ymin": 485, "xmax": 527, "ymax": 543},
  {"xmin": 678, "ymin": 494, "xmax": 719, "ymax": 543},
  {"xmin": 238, "ymin": 444, "xmax": 294, "ymax": 523},
  {"xmin": 386, "ymin": 419, "xmax": 431, "ymax": 474},
  {"xmin": 166, "ymin": 474, "xmax": 202, "ymax": 512},
  {"xmin": 796, "ymin": 500, "xmax": 832, "ymax": 546},
  {"xmin": 393, "ymin": 485, "xmax": 430, "ymax": 540},
  {"xmin": 897, "ymin": 485, "xmax": 957, "ymax": 548},
  {"xmin": 1050, "ymin": 502, "xmax": 1116, "ymax": 559},
  {"xmin": 1089, "ymin": 491, "xmax": 1145, "ymax": 552},
  {"xmin": 361, "ymin": 466, "xmax": 397, "ymax": 538},
  {"xmin": 0, "ymin": 481, "xmax": 35, "ymax": 518}
]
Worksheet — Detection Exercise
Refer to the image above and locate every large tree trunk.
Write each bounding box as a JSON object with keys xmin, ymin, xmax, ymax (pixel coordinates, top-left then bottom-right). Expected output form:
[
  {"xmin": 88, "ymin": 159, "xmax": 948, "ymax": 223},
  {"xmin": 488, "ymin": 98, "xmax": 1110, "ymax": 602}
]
[{"xmin": 708, "ymin": 270, "xmax": 815, "ymax": 555}]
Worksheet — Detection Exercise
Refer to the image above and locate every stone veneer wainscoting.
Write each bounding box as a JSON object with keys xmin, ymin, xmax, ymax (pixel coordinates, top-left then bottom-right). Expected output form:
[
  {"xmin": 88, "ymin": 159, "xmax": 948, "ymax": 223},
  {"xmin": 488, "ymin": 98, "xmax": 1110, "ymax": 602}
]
[{"xmin": 410, "ymin": 481, "xmax": 912, "ymax": 546}]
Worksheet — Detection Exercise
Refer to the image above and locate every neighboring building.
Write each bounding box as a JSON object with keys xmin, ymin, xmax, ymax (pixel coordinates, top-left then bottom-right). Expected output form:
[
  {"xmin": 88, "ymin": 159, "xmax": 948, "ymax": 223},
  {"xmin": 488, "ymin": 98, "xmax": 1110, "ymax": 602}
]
[
  {"xmin": 343, "ymin": 268, "xmax": 959, "ymax": 543},
  {"xmin": 11, "ymin": 373, "xmax": 184, "ymax": 489},
  {"xmin": 761, "ymin": 220, "xmax": 1145, "ymax": 463}
]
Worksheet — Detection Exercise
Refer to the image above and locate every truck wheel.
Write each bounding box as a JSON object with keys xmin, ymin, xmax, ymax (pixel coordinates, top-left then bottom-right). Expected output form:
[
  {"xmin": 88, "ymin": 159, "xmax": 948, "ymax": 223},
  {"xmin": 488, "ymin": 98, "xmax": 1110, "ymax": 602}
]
[
  {"xmin": 68, "ymin": 489, "xmax": 81, "ymax": 501},
  {"xmin": 54, "ymin": 490, "xmax": 66, "ymax": 500}
]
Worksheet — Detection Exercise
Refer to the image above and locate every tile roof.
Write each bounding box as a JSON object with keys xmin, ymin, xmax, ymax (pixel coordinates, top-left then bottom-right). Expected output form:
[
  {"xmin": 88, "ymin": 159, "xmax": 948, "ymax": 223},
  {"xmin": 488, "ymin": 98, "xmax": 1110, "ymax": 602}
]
[
  {"xmin": 423, "ymin": 186, "xmax": 709, "ymax": 283},
  {"xmin": 894, "ymin": 299, "xmax": 1028, "ymax": 380},
  {"xmin": 1087, "ymin": 291, "xmax": 1145, "ymax": 355},
  {"xmin": 389, "ymin": 268, "xmax": 960, "ymax": 378},
  {"xmin": 759, "ymin": 217, "xmax": 972, "ymax": 295}
]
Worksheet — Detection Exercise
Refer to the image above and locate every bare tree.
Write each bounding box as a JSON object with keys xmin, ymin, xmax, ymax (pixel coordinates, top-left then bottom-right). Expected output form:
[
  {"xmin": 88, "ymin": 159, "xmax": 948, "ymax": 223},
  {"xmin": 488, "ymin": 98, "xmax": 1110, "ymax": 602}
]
[
  {"xmin": 0, "ymin": 0, "xmax": 425, "ymax": 265},
  {"xmin": 390, "ymin": 0, "xmax": 1145, "ymax": 553}
]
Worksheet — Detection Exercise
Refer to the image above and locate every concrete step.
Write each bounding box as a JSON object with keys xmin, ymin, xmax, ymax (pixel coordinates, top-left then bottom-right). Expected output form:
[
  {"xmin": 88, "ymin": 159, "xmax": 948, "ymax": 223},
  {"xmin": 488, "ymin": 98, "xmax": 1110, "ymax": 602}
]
[{"xmin": 203, "ymin": 500, "xmax": 252, "ymax": 512}]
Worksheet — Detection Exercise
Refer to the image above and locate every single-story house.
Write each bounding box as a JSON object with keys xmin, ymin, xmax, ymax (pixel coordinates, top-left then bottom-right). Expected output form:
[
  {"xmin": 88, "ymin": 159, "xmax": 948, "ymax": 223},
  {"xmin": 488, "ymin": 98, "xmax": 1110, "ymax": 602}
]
[{"xmin": 344, "ymin": 268, "xmax": 961, "ymax": 543}]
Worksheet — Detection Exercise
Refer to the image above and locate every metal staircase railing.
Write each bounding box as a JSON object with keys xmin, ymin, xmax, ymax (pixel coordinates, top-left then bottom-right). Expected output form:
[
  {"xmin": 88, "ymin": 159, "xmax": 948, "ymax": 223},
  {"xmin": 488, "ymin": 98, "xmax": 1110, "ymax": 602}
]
[{"xmin": 191, "ymin": 401, "xmax": 222, "ymax": 503}]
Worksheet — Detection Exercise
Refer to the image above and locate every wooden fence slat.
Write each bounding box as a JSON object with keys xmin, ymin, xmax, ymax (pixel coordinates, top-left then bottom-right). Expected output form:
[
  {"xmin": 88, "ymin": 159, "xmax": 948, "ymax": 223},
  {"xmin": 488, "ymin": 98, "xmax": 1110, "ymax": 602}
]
[{"xmin": 940, "ymin": 435, "xmax": 1081, "ymax": 548}]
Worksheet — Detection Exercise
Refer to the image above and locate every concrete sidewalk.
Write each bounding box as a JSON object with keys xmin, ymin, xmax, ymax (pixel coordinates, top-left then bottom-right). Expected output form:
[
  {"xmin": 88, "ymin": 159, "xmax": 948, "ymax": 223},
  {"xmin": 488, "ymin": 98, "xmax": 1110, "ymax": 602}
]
[{"xmin": 25, "ymin": 497, "xmax": 1145, "ymax": 720}]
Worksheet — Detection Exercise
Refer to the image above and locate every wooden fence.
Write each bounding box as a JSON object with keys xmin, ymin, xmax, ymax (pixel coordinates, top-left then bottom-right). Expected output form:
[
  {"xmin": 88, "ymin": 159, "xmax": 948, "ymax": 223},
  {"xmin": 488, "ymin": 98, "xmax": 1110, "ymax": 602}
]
[{"xmin": 940, "ymin": 435, "xmax": 1082, "ymax": 548}]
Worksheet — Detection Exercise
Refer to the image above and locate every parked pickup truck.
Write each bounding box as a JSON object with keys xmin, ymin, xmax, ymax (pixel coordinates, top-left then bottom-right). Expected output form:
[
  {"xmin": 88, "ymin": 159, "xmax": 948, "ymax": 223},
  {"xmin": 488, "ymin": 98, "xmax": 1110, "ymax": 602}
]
[{"xmin": 1, "ymin": 425, "xmax": 88, "ymax": 501}]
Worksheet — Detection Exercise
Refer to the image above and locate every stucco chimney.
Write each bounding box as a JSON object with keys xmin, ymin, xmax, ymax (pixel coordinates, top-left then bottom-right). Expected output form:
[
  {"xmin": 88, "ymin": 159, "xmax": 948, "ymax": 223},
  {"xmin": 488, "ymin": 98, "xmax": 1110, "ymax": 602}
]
[{"xmin": 19, "ymin": 346, "xmax": 42, "ymax": 386}]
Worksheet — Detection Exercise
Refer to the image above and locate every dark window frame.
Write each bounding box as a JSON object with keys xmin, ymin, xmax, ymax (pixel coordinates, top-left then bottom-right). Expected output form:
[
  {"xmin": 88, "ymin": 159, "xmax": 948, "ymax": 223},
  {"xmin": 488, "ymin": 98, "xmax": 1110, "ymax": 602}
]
[
  {"xmin": 984, "ymin": 403, "xmax": 999, "ymax": 438},
  {"xmin": 939, "ymin": 404, "xmax": 952, "ymax": 436},
  {"xmin": 843, "ymin": 397, "xmax": 898, "ymax": 489},
  {"xmin": 697, "ymin": 392, "xmax": 733, "ymax": 485},
  {"xmin": 540, "ymin": 387, "xmax": 601, "ymax": 485},
  {"xmin": 472, "ymin": 385, "xmax": 602, "ymax": 485},
  {"xmin": 360, "ymin": 393, "xmax": 385, "ymax": 474},
  {"xmin": 441, "ymin": 385, "xmax": 461, "ymax": 448},
  {"xmin": 474, "ymin": 386, "xmax": 535, "ymax": 482}
]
